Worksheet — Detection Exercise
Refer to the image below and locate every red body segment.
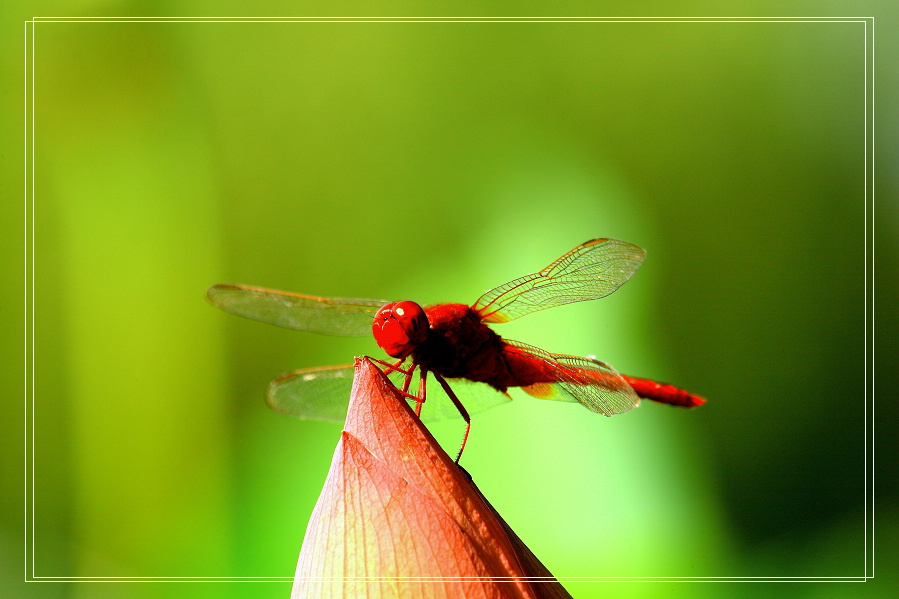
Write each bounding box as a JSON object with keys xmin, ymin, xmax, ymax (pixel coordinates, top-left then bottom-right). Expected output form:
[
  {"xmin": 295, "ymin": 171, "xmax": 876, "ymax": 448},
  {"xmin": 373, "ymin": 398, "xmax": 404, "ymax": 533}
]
[
  {"xmin": 413, "ymin": 303, "xmax": 704, "ymax": 409},
  {"xmin": 621, "ymin": 376, "xmax": 707, "ymax": 408},
  {"xmin": 417, "ymin": 303, "xmax": 509, "ymax": 383}
]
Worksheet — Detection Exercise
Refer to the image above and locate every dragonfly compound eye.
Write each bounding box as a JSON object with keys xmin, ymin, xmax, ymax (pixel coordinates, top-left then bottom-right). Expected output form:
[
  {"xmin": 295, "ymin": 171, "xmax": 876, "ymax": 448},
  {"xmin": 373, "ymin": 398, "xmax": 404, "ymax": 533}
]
[
  {"xmin": 393, "ymin": 301, "xmax": 429, "ymax": 343},
  {"xmin": 372, "ymin": 301, "xmax": 429, "ymax": 358}
]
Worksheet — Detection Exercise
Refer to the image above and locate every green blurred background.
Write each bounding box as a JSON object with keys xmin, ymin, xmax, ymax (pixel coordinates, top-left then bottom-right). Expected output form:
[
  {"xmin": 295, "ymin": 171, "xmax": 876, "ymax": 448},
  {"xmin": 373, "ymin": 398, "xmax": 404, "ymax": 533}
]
[{"xmin": 3, "ymin": 5, "xmax": 896, "ymax": 599}]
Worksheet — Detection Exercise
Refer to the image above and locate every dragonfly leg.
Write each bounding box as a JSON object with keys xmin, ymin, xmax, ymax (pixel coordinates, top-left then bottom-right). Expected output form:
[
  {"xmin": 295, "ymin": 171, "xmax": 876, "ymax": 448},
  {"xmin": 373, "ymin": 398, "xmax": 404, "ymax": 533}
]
[
  {"xmin": 369, "ymin": 357, "xmax": 410, "ymax": 376},
  {"xmin": 432, "ymin": 372, "xmax": 471, "ymax": 464},
  {"xmin": 401, "ymin": 364, "xmax": 416, "ymax": 395},
  {"xmin": 369, "ymin": 356, "xmax": 428, "ymax": 416},
  {"xmin": 415, "ymin": 366, "xmax": 428, "ymax": 418}
]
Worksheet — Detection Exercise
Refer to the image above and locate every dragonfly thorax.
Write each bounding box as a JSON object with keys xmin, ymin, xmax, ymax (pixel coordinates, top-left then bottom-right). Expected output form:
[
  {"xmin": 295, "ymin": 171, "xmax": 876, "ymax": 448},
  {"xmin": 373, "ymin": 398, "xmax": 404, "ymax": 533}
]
[{"xmin": 373, "ymin": 301, "xmax": 429, "ymax": 359}]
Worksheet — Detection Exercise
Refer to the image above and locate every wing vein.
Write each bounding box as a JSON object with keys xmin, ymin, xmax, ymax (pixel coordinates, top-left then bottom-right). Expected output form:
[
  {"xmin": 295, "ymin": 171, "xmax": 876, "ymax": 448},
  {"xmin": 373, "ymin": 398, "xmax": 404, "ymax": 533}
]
[{"xmin": 472, "ymin": 239, "xmax": 646, "ymax": 323}]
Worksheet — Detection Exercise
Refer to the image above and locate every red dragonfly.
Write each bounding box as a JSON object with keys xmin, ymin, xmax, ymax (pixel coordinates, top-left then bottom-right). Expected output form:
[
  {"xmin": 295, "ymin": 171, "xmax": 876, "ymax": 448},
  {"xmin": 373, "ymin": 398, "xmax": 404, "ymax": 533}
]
[{"xmin": 208, "ymin": 238, "xmax": 705, "ymax": 462}]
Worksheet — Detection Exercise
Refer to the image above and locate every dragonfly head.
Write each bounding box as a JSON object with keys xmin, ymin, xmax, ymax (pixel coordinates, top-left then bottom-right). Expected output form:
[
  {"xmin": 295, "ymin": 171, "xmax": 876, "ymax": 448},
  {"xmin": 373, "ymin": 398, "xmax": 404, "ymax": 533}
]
[{"xmin": 372, "ymin": 301, "xmax": 429, "ymax": 359}]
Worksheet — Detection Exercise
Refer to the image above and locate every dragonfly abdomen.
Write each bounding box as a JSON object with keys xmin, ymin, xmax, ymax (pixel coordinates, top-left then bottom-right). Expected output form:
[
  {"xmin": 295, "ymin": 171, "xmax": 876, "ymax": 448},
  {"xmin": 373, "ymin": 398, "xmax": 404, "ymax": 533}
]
[{"xmin": 621, "ymin": 376, "xmax": 706, "ymax": 408}]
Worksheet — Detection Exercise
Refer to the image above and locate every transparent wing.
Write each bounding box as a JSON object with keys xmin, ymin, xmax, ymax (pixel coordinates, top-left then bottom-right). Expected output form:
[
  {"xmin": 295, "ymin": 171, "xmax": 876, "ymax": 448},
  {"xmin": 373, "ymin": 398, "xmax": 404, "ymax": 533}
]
[
  {"xmin": 207, "ymin": 284, "xmax": 391, "ymax": 336},
  {"xmin": 265, "ymin": 362, "xmax": 512, "ymax": 423},
  {"xmin": 505, "ymin": 340, "xmax": 640, "ymax": 416},
  {"xmin": 266, "ymin": 364, "xmax": 356, "ymax": 421},
  {"xmin": 471, "ymin": 239, "xmax": 646, "ymax": 323}
]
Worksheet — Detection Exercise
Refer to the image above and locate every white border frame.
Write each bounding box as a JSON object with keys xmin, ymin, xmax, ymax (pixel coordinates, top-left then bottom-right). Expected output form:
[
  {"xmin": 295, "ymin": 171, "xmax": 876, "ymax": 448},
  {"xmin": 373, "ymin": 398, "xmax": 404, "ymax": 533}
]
[{"xmin": 23, "ymin": 15, "xmax": 876, "ymax": 585}]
